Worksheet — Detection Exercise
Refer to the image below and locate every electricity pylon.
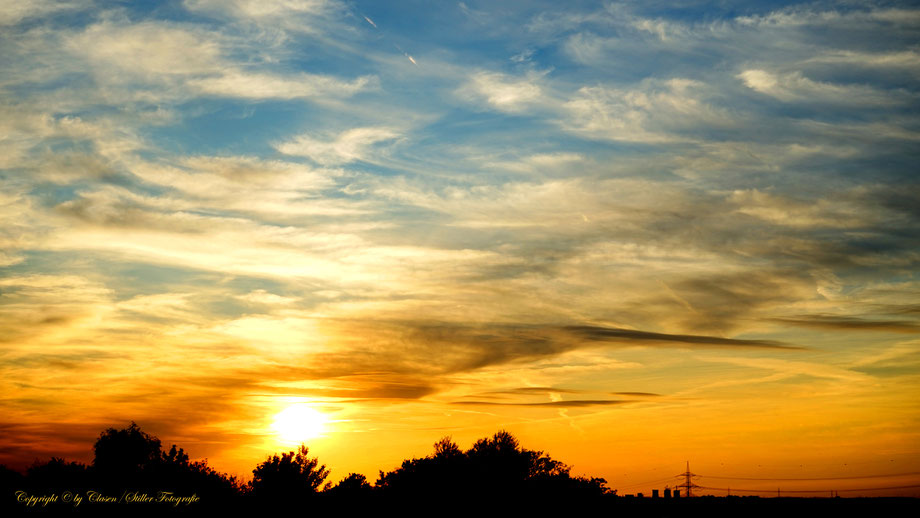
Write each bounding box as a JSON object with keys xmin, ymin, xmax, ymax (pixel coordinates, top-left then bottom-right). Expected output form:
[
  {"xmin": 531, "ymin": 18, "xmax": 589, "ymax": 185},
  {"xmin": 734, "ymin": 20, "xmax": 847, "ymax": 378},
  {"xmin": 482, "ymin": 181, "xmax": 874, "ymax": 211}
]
[{"xmin": 677, "ymin": 461, "xmax": 701, "ymax": 497}]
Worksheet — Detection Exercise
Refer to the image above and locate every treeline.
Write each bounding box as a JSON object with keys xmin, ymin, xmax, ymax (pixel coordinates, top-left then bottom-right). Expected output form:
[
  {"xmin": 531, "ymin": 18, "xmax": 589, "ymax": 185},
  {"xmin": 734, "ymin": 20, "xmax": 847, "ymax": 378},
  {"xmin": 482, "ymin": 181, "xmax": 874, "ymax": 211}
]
[{"xmin": 1, "ymin": 423, "xmax": 610, "ymax": 512}]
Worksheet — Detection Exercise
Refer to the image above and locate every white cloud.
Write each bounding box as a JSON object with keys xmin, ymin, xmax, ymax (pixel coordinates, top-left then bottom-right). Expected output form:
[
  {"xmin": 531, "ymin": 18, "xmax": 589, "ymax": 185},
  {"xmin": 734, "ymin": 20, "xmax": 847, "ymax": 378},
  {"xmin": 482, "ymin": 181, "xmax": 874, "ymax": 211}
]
[
  {"xmin": 485, "ymin": 152, "xmax": 584, "ymax": 174},
  {"xmin": 190, "ymin": 71, "xmax": 374, "ymax": 100},
  {"xmin": 804, "ymin": 50, "xmax": 920, "ymax": 70},
  {"xmin": 236, "ymin": 289, "xmax": 299, "ymax": 306},
  {"xmin": 564, "ymin": 32, "xmax": 610, "ymax": 65},
  {"xmin": 66, "ymin": 20, "xmax": 373, "ymax": 102},
  {"xmin": 735, "ymin": 7, "xmax": 920, "ymax": 28},
  {"xmin": 0, "ymin": 0, "xmax": 89, "ymax": 26},
  {"xmin": 738, "ymin": 69, "xmax": 909, "ymax": 105},
  {"xmin": 562, "ymin": 78, "xmax": 729, "ymax": 143},
  {"xmin": 183, "ymin": 0, "xmax": 346, "ymax": 35},
  {"xmin": 69, "ymin": 22, "xmax": 223, "ymax": 79},
  {"xmin": 457, "ymin": 71, "xmax": 545, "ymax": 113},
  {"xmin": 728, "ymin": 189, "xmax": 877, "ymax": 229},
  {"xmin": 185, "ymin": 0, "xmax": 339, "ymax": 19},
  {"xmin": 632, "ymin": 18, "xmax": 687, "ymax": 42},
  {"xmin": 117, "ymin": 156, "xmax": 364, "ymax": 221},
  {"xmin": 275, "ymin": 127, "xmax": 401, "ymax": 165}
]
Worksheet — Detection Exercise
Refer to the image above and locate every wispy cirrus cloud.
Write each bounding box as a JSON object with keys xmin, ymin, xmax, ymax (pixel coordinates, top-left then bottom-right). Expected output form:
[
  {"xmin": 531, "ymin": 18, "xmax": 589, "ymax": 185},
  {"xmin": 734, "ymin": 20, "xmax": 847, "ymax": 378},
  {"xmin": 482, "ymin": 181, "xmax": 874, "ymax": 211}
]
[
  {"xmin": 457, "ymin": 71, "xmax": 547, "ymax": 113},
  {"xmin": 276, "ymin": 127, "xmax": 402, "ymax": 165},
  {"xmin": 738, "ymin": 69, "xmax": 912, "ymax": 106},
  {"xmin": 771, "ymin": 315, "xmax": 920, "ymax": 333},
  {"xmin": 0, "ymin": 0, "xmax": 91, "ymax": 26},
  {"xmin": 64, "ymin": 20, "xmax": 374, "ymax": 103}
]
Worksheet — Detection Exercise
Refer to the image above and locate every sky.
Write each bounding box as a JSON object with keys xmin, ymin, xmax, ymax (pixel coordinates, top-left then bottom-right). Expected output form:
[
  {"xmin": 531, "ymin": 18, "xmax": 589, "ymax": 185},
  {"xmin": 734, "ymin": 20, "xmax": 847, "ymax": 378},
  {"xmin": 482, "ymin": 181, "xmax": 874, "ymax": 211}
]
[{"xmin": 1, "ymin": 0, "xmax": 919, "ymax": 497}]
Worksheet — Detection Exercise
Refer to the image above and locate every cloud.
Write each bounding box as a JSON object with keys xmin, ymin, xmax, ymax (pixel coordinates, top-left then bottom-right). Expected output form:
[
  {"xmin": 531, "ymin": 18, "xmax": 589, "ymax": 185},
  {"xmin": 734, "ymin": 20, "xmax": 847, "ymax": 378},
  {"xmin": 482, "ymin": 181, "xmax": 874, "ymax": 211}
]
[
  {"xmin": 69, "ymin": 21, "xmax": 223, "ymax": 79},
  {"xmin": 727, "ymin": 189, "xmax": 881, "ymax": 229},
  {"xmin": 850, "ymin": 339, "xmax": 920, "ymax": 369},
  {"xmin": 738, "ymin": 69, "xmax": 909, "ymax": 106},
  {"xmin": 136, "ymin": 155, "xmax": 340, "ymax": 201},
  {"xmin": 256, "ymin": 377, "xmax": 439, "ymax": 401},
  {"xmin": 734, "ymin": 6, "xmax": 920, "ymax": 29},
  {"xmin": 0, "ymin": 0, "xmax": 90, "ymax": 26},
  {"xmin": 275, "ymin": 127, "xmax": 401, "ymax": 165},
  {"xmin": 184, "ymin": 0, "xmax": 344, "ymax": 30},
  {"xmin": 453, "ymin": 399, "xmax": 626, "ymax": 407},
  {"xmin": 66, "ymin": 20, "xmax": 373, "ymax": 102},
  {"xmin": 803, "ymin": 50, "xmax": 920, "ymax": 72},
  {"xmin": 298, "ymin": 321, "xmax": 802, "ymax": 379},
  {"xmin": 457, "ymin": 71, "xmax": 545, "ymax": 113},
  {"xmin": 563, "ymin": 325, "xmax": 800, "ymax": 349},
  {"xmin": 485, "ymin": 152, "xmax": 585, "ymax": 175},
  {"xmin": 0, "ymin": 421, "xmax": 111, "ymax": 469},
  {"xmin": 771, "ymin": 315, "xmax": 920, "ymax": 333},
  {"xmin": 488, "ymin": 386, "xmax": 583, "ymax": 395},
  {"xmin": 700, "ymin": 356, "xmax": 872, "ymax": 384},
  {"xmin": 190, "ymin": 71, "xmax": 375, "ymax": 100},
  {"xmin": 562, "ymin": 79, "xmax": 732, "ymax": 142},
  {"xmin": 46, "ymin": 156, "xmax": 362, "ymax": 228}
]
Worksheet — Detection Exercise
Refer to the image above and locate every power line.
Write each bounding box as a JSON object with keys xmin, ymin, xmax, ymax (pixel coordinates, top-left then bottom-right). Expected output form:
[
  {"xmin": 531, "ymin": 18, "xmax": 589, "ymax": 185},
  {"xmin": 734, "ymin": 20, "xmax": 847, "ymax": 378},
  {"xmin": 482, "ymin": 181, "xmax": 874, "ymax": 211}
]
[
  {"xmin": 697, "ymin": 484, "xmax": 920, "ymax": 494},
  {"xmin": 614, "ymin": 464, "xmax": 920, "ymax": 497},
  {"xmin": 833, "ymin": 484, "xmax": 920, "ymax": 492},
  {"xmin": 700, "ymin": 471, "xmax": 920, "ymax": 482}
]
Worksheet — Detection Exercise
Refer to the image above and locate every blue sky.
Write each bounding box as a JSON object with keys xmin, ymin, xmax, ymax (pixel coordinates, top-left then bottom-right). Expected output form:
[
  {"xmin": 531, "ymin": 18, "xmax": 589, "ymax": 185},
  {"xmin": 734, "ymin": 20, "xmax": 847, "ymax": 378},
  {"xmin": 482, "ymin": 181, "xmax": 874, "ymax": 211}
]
[{"xmin": 1, "ymin": 0, "xmax": 919, "ymax": 494}]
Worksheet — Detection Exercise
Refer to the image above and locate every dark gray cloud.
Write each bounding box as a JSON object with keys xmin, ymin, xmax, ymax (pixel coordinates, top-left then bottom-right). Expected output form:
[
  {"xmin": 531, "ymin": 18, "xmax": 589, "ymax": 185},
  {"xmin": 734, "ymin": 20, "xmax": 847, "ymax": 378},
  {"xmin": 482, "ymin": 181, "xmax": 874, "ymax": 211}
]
[
  {"xmin": 281, "ymin": 321, "xmax": 804, "ymax": 381},
  {"xmin": 563, "ymin": 325, "xmax": 800, "ymax": 349},
  {"xmin": 486, "ymin": 386, "xmax": 583, "ymax": 395},
  {"xmin": 885, "ymin": 305, "xmax": 920, "ymax": 316}
]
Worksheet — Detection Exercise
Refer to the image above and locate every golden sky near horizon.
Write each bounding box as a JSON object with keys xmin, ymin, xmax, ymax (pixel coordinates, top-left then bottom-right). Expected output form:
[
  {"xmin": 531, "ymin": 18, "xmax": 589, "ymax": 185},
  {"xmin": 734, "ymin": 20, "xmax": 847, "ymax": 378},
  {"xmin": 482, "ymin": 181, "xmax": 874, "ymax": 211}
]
[{"xmin": 1, "ymin": 0, "xmax": 919, "ymax": 497}]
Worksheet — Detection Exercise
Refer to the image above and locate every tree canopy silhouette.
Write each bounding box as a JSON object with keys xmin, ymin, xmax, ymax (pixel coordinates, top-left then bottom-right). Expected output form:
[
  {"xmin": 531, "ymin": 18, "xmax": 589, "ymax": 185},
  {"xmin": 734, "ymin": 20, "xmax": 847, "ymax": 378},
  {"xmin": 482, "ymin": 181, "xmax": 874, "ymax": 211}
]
[
  {"xmin": 93, "ymin": 421, "xmax": 162, "ymax": 475},
  {"xmin": 3, "ymin": 424, "xmax": 617, "ymax": 513},
  {"xmin": 375, "ymin": 429, "xmax": 609, "ymax": 503},
  {"xmin": 250, "ymin": 444, "xmax": 329, "ymax": 501},
  {"xmin": 91, "ymin": 422, "xmax": 239, "ymax": 499}
]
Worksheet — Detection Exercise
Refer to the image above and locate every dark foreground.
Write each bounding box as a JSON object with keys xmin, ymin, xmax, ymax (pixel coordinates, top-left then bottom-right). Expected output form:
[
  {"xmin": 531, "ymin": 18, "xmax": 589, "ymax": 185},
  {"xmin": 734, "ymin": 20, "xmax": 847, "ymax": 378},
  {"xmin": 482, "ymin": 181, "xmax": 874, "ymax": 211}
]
[
  {"xmin": 3, "ymin": 423, "xmax": 917, "ymax": 516},
  {"xmin": 4, "ymin": 492, "xmax": 919, "ymax": 517}
]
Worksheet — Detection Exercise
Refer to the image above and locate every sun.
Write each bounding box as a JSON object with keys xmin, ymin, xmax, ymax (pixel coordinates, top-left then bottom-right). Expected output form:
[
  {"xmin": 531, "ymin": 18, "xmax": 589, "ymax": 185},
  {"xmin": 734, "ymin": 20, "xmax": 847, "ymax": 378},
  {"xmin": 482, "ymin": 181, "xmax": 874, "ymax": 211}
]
[{"xmin": 271, "ymin": 404, "xmax": 328, "ymax": 443}]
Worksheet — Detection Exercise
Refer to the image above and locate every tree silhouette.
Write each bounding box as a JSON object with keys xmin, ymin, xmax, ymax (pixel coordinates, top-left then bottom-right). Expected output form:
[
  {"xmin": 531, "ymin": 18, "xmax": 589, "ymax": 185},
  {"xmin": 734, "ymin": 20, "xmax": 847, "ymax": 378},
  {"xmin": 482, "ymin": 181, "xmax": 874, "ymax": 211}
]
[
  {"xmin": 432, "ymin": 436, "xmax": 463, "ymax": 460},
  {"xmin": 93, "ymin": 421, "xmax": 162, "ymax": 476},
  {"xmin": 250, "ymin": 444, "xmax": 329, "ymax": 501},
  {"xmin": 92, "ymin": 422, "xmax": 240, "ymax": 500},
  {"xmin": 24, "ymin": 458, "xmax": 89, "ymax": 491},
  {"xmin": 326, "ymin": 472, "xmax": 373, "ymax": 498},
  {"xmin": 375, "ymin": 429, "xmax": 610, "ymax": 504},
  {"xmin": 1, "ymin": 424, "xmax": 619, "ymax": 513}
]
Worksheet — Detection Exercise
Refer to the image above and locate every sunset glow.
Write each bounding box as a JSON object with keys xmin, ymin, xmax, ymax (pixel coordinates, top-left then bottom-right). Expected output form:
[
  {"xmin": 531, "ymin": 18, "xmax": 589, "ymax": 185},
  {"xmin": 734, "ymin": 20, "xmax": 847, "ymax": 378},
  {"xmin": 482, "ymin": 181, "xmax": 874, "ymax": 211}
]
[
  {"xmin": 0, "ymin": 0, "xmax": 918, "ymax": 499},
  {"xmin": 272, "ymin": 404, "xmax": 329, "ymax": 444}
]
